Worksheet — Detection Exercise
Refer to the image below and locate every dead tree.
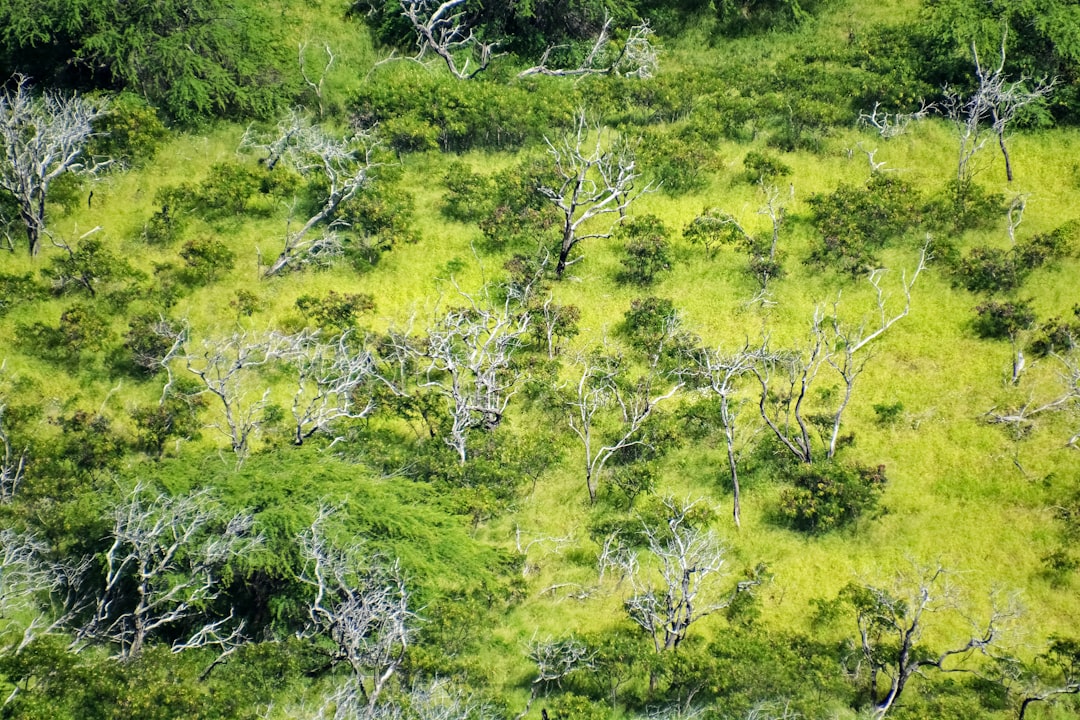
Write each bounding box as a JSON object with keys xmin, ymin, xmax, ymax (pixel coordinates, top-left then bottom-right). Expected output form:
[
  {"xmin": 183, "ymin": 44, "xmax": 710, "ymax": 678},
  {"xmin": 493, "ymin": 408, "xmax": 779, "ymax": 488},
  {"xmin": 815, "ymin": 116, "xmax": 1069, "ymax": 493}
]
[
  {"xmin": 986, "ymin": 348, "xmax": 1080, "ymax": 446},
  {"xmin": 289, "ymin": 332, "xmax": 384, "ymax": 447},
  {"xmin": 1004, "ymin": 637, "xmax": 1080, "ymax": 720},
  {"xmin": 942, "ymin": 32, "xmax": 1054, "ymax": 186},
  {"xmin": 566, "ymin": 350, "xmax": 682, "ymax": 503},
  {"xmin": 183, "ymin": 330, "xmax": 305, "ymax": 458},
  {"xmin": 622, "ymin": 498, "xmax": 761, "ymax": 655},
  {"xmin": 538, "ymin": 113, "xmax": 651, "ymax": 277},
  {"xmin": 387, "ymin": 288, "xmax": 531, "ymax": 463},
  {"xmin": 859, "ymin": 101, "xmax": 934, "ymax": 139},
  {"xmin": 841, "ymin": 564, "xmax": 1015, "ymax": 719},
  {"xmin": 0, "ymin": 404, "xmax": 26, "ymax": 503},
  {"xmin": 74, "ymin": 483, "xmax": 259, "ymax": 660},
  {"xmin": 397, "ymin": 0, "xmax": 500, "ymax": 80},
  {"xmin": 300, "ymin": 505, "xmax": 414, "ymax": 709},
  {"xmin": 0, "ymin": 529, "xmax": 84, "ymax": 656},
  {"xmin": 682, "ymin": 343, "xmax": 755, "ymax": 528},
  {"xmin": 299, "ymin": 42, "xmax": 335, "ymax": 118},
  {"xmin": 515, "ymin": 635, "xmax": 594, "ymax": 719},
  {"xmin": 248, "ymin": 116, "xmax": 380, "ymax": 277},
  {"xmin": 751, "ymin": 247, "xmax": 927, "ymax": 464},
  {"xmin": 517, "ymin": 17, "xmax": 658, "ymax": 79},
  {"xmin": 0, "ymin": 75, "xmax": 110, "ymax": 255}
]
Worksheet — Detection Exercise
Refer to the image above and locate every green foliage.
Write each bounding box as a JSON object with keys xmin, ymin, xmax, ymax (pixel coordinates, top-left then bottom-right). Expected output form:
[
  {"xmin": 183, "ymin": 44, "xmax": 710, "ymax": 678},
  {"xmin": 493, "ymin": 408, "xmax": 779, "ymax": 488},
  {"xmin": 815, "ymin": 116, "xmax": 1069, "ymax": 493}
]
[
  {"xmin": 619, "ymin": 296, "xmax": 678, "ymax": 355},
  {"xmin": 0, "ymin": 271, "xmax": 45, "ymax": 316},
  {"xmin": 441, "ymin": 161, "xmax": 497, "ymax": 223},
  {"xmin": 952, "ymin": 227, "xmax": 1072, "ymax": 295},
  {"xmin": 616, "ymin": 214, "xmax": 671, "ymax": 286},
  {"xmin": 130, "ymin": 389, "xmax": 205, "ymax": 459},
  {"xmin": 45, "ymin": 236, "xmax": 141, "ymax": 298},
  {"xmin": 178, "ymin": 236, "xmax": 236, "ymax": 285},
  {"xmin": 295, "ymin": 291, "xmax": 375, "ymax": 332},
  {"xmin": 972, "ymin": 299, "xmax": 1036, "ymax": 340},
  {"xmin": 713, "ymin": 0, "xmax": 826, "ymax": 36},
  {"xmin": 806, "ymin": 174, "xmax": 924, "ymax": 276},
  {"xmin": 742, "ymin": 150, "xmax": 791, "ymax": 185},
  {"xmin": 86, "ymin": 92, "xmax": 168, "ymax": 167},
  {"xmin": 16, "ymin": 302, "xmax": 115, "ymax": 364},
  {"xmin": 638, "ymin": 126, "xmax": 719, "ymax": 196},
  {"xmin": 1029, "ymin": 305, "xmax": 1080, "ymax": 356},
  {"xmin": 778, "ymin": 461, "xmax": 887, "ymax": 533},
  {"xmin": 0, "ymin": 0, "xmax": 299, "ymax": 125},
  {"xmin": 872, "ymin": 401, "xmax": 905, "ymax": 427},
  {"xmin": 355, "ymin": 71, "xmax": 576, "ymax": 152}
]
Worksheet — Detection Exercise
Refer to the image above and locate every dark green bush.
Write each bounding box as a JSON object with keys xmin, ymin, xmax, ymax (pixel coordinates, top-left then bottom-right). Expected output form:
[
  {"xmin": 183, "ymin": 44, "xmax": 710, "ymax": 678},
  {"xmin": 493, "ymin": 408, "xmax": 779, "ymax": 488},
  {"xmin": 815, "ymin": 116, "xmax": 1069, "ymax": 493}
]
[
  {"xmin": 1029, "ymin": 305, "xmax": 1080, "ymax": 356},
  {"xmin": 778, "ymin": 461, "xmax": 887, "ymax": 533},
  {"xmin": 743, "ymin": 150, "xmax": 792, "ymax": 185},
  {"xmin": 178, "ymin": 236, "xmax": 235, "ymax": 285},
  {"xmin": 972, "ymin": 299, "xmax": 1036, "ymax": 340},
  {"xmin": 295, "ymin": 291, "xmax": 375, "ymax": 332},
  {"xmin": 616, "ymin": 215, "xmax": 671, "ymax": 286},
  {"xmin": 806, "ymin": 174, "xmax": 923, "ymax": 275}
]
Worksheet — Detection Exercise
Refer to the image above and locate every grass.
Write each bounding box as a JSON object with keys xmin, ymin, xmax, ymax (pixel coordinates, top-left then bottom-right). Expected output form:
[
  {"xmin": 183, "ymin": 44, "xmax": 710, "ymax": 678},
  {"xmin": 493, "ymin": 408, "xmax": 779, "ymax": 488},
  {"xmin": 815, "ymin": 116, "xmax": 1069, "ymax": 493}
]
[{"xmin": 2, "ymin": 0, "xmax": 1079, "ymax": 715}]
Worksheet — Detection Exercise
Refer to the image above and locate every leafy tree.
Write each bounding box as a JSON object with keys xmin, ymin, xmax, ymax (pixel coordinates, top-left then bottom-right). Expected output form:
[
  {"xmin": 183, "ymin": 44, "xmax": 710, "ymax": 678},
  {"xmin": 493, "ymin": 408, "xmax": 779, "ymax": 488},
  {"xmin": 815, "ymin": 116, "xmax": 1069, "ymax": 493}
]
[
  {"xmin": 0, "ymin": 0, "xmax": 299, "ymax": 125},
  {"xmin": 778, "ymin": 461, "xmax": 887, "ymax": 533},
  {"xmin": 616, "ymin": 214, "xmax": 670, "ymax": 286},
  {"xmin": 178, "ymin": 236, "xmax": 236, "ymax": 285}
]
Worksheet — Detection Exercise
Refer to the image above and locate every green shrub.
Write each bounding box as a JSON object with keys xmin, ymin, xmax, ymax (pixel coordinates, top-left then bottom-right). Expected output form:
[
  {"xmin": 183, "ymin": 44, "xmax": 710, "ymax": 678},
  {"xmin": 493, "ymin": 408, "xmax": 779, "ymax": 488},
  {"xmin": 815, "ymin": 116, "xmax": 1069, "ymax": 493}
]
[
  {"xmin": 178, "ymin": 236, "xmax": 235, "ymax": 285},
  {"xmin": 1029, "ymin": 305, "xmax": 1080, "ymax": 356},
  {"xmin": 295, "ymin": 291, "xmax": 375, "ymax": 332},
  {"xmin": 972, "ymin": 299, "xmax": 1036, "ymax": 340},
  {"xmin": 616, "ymin": 215, "xmax": 671, "ymax": 286},
  {"xmin": 87, "ymin": 92, "xmax": 168, "ymax": 167},
  {"xmin": 778, "ymin": 461, "xmax": 887, "ymax": 533},
  {"xmin": 743, "ymin": 150, "xmax": 791, "ymax": 185},
  {"xmin": 806, "ymin": 174, "xmax": 923, "ymax": 275}
]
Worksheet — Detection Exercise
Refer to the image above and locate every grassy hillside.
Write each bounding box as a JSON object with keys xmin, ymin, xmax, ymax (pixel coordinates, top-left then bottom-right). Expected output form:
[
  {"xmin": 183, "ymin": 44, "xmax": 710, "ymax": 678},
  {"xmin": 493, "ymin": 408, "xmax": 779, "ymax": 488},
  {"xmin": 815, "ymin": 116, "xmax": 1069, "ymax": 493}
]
[{"xmin": 0, "ymin": 0, "xmax": 1078, "ymax": 718}]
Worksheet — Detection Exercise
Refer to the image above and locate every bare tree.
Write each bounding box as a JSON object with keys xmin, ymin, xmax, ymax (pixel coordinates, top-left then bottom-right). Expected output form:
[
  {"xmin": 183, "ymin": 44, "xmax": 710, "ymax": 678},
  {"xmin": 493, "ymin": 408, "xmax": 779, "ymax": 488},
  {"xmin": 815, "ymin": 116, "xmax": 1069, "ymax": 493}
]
[
  {"xmin": 183, "ymin": 330, "xmax": 305, "ymax": 458},
  {"xmin": 623, "ymin": 498, "xmax": 751, "ymax": 654},
  {"xmin": 538, "ymin": 113, "xmax": 651, "ymax": 277},
  {"xmin": 299, "ymin": 42, "xmax": 335, "ymax": 118},
  {"xmin": 0, "ymin": 529, "xmax": 84, "ymax": 656},
  {"xmin": 986, "ymin": 348, "xmax": 1080, "ymax": 446},
  {"xmin": 859, "ymin": 100, "xmax": 934, "ymax": 139},
  {"xmin": 565, "ymin": 350, "xmax": 682, "ymax": 503},
  {"xmin": 396, "ymin": 0, "xmax": 500, "ymax": 80},
  {"xmin": 681, "ymin": 343, "xmax": 756, "ymax": 528},
  {"xmin": 0, "ymin": 75, "xmax": 109, "ymax": 255},
  {"xmin": 387, "ymin": 286, "xmax": 531, "ymax": 463},
  {"xmin": 246, "ymin": 115, "xmax": 381, "ymax": 277},
  {"xmin": 942, "ymin": 32, "xmax": 1054, "ymax": 186},
  {"xmin": 74, "ymin": 483, "xmax": 259, "ymax": 660},
  {"xmin": 1001, "ymin": 637, "xmax": 1080, "ymax": 720},
  {"xmin": 300, "ymin": 505, "xmax": 414, "ymax": 709},
  {"xmin": 0, "ymin": 403, "xmax": 26, "ymax": 504},
  {"xmin": 517, "ymin": 17, "xmax": 658, "ymax": 80},
  {"xmin": 751, "ymin": 247, "xmax": 927, "ymax": 464},
  {"xmin": 289, "ymin": 332, "xmax": 386, "ymax": 447},
  {"xmin": 515, "ymin": 635, "xmax": 594, "ymax": 719},
  {"xmin": 841, "ymin": 564, "xmax": 1015, "ymax": 719}
]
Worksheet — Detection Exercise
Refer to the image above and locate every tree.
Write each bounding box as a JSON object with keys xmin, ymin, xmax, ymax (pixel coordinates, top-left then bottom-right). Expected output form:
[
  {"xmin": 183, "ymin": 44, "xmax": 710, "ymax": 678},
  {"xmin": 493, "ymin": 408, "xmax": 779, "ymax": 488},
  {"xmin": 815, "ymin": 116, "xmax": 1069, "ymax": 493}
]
[
  {"xmin": 750, "ymin": 247, "xmax": 927, "ymax": 464},
  {"xmin": 245, "ymin": 113, "xmax": 382, "ymax": 277},
  {"xmin": 74, "ymin": 483, "xmax": 260, "ymax": 660},
  {"xmin": 840, "ymin": 564, "xmax": 1014, "ymax": 719},
  {"xmin": 1007, "ymin": 637, "xmax": 1080, "ymax": 720},
  {"xmin": 394, "ymin": 0, "xmax": 501, "ymax": 80},
  {"xmin": 681, "ymin": 343, "xmax": 755, "ymax": 528},
  {"xmin": 565, "ymin": 349, "xmax": 682, "ymax": 504},
  {"xmin": 613, "ymin": 497, "xmax": 765, "ymax": 698},
  {"xmin": 385, "ymin": 284, "xmax": 531, "ymax": 463},
  {"xmin": 538, "ymin": 113, "xmax": 652, "ymax": 278},
  {"xmin": 0, "ymin": 529, "xmax": 82, "ymax": 653},
  {"xmin": 0, "ymin": 75, "xmax": 108, "ymax": 255},
  {"xmin": 300, "ymin": 505, "xmax": 414, "ymax": 709},
  {"xmin": 289, "ymin": 332, "xmax": 387, "ymax": 447},
  {"xmin": 942, "ymin": 31, "xmax": 1054, "ymax": 187},
  {"xmin": 517, "ymin": 17, "xmax": 658, "ymax": 79},
  {"xmin": 181, "ymin": 329, "xmax": 305, "ymax": 459}
]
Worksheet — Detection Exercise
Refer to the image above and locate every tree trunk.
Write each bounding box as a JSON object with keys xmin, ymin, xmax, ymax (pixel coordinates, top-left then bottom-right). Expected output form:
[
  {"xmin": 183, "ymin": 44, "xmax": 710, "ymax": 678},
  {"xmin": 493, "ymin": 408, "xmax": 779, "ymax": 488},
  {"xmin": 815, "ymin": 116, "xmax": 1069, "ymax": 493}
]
[{"xmin": 998, "ymin": 130, "xmax": 1013, "ymax": 182}]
